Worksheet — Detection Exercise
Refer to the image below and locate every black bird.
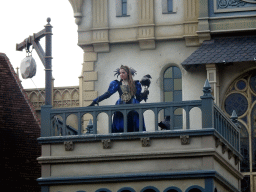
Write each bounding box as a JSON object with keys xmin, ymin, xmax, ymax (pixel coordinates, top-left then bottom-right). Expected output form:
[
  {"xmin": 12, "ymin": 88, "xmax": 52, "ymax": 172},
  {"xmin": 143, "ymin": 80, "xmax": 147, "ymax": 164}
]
[{"xmin": 140, "ymin": 74, "xmax": 152, "ymax": 89}]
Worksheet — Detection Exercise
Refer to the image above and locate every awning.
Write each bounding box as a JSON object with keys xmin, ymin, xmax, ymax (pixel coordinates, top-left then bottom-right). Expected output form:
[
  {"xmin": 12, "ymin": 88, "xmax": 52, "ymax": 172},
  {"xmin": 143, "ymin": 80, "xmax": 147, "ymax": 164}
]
[{"xmin": 182, "ymin": 35, "xmax": 256, "ymax": 70}]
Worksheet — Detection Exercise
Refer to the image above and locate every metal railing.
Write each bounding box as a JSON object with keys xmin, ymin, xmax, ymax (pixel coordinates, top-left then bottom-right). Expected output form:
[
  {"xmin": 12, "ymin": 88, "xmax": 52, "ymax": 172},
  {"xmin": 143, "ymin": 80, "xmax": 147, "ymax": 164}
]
[
  {"xmin": 41, "ymin": 80, "xmax": 240, "ymax": 152},
  {"xmin": 214, "ymin": 104, "xmax": 240, "ymax": 152}
]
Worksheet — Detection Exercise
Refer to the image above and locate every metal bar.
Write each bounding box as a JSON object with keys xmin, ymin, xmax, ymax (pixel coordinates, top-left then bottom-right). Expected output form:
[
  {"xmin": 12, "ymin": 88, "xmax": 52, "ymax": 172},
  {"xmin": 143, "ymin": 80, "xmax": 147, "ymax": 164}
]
[
  {"xmin": 93, "ymin": 112, "xmax": 97, "ymax": 134},
  {"xmin": 186, "ymin": 106, "xmax": 190, "ymax": 129},
  {"xmin": 139, "ymin": 108, "xmax": 143, "ymax": 132},
  {"xmin": 123, "ymin": 110, "xmax": 127, "ymax": 133},
  {"xmin": 49, "ymin": 100, "xmax": 203, "ymax": 114},
  {"xmin": 108, "ymin": 111, "xmax": 112, "ymax": 133},
  {"xmin": 154, "ymin": 108, "xmax": 158, "ymax": 131},
  {"xmin": 170, "ymin": 107, "xmax": 174, "ymax": 129},
  {"xmin": 32, "ymin": 41, "xmax": 45, "ymax": 66},
  {"xmin": 63, "ymin": 113, "xmax": 67, "ymax": 136},
  {"xmin": 78, "ymin": 112, "xmax": 81, "ymax": 135},
  {"xmin": 16, "ymin": 29, "xmax": 46, "ymax": 51},
  {"xmin": 45, "ymin": 18, "xmax": 53, "ymax": 106},
  {"xmin": 34, "ymin": 29, "xmax": 46, "ymax": 40},
  {"xmin": 16, "ymin": 40, "xmax": 27, "ymax": 51}
]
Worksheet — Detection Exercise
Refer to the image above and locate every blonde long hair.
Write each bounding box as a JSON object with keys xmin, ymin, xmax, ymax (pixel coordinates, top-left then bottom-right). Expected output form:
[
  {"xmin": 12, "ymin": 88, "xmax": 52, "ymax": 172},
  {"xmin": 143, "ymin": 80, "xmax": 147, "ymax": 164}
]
[{"xmin": 120, "ymin": 65, "xmax": 136, "ymax": 96}]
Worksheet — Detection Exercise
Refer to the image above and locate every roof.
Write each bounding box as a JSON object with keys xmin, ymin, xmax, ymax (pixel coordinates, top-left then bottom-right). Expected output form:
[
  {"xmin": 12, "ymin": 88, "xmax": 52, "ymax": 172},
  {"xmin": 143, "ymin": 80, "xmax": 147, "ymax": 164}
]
[
  {"xmin": 0, "ymin": 53, "xmax": 40, "ymax": 125},
  {"xmin": 182, "ymin": 35, "xmax": 256, "ymax": 69}
]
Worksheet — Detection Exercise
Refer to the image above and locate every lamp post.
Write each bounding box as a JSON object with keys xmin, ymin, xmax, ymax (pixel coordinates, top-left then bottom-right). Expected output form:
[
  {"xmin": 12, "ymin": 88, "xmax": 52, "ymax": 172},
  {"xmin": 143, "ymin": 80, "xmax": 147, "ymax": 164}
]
[{"xmin": 16, "ymin": 18, "xmax": 53, "ymax": 106}]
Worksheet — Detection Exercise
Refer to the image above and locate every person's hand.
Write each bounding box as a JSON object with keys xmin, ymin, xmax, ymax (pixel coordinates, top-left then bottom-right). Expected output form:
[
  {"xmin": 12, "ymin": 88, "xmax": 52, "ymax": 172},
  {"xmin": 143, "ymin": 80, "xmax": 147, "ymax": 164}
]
[
  {"xmin": 144, "ymin": 90, "xmax": 149, "ymax": 95},
  {"xmin": 88, "ymin": 101, "xmax": 97, "ymax": 106},
  {"xmin": 141, "ymin": 90, "xmax": 149, "ymax": 98}
]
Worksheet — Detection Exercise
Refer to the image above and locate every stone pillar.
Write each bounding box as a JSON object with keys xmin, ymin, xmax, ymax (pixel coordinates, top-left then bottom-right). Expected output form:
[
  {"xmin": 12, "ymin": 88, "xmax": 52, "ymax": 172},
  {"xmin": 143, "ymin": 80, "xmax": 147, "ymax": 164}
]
[
  {"xmin": 138, "ymin": 0, "xmax": 155, "ymax": 50},
  {"xmin": 206, "ymin": 64, "xmax": 219, "ymax": 106},
  {"xmin": 79, "ymin": 45, "xmax": 97, "ymax": 132},
  {"xmin": 184, "ymin": 0, "xmax": 200, "ymax": 46},
  {"xmin": 197, "ymin": 0, "xmax": 211, "ymax": 44},
  {"xmin": 81, "ymin": 45, "xmax": 98, "ymax": 107},
  {"xmin": 92, "ymin": 0, "xmax": 109, "ymax": 52}
]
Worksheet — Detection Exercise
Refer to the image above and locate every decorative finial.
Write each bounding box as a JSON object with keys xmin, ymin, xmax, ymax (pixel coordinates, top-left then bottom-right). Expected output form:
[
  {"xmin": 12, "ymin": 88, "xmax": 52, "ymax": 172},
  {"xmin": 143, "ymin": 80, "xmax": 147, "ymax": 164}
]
[
  {"xmin": 204, "ymin": 79, "xmax": 211, "ymax": 88},
  {"xmin": 47, "ymin": 17, "xmax": 51, "ymax": 24},
  {"xmin": 86, "ymin": 119, "xmax": 93, "ymax": 134},
  {"xmin": 202, "ymin": 79, "xmax": 212, "ymax": 96},
  {"xmin": 231, "ymin": 110, "xmax": 238, "ymax": 124}
]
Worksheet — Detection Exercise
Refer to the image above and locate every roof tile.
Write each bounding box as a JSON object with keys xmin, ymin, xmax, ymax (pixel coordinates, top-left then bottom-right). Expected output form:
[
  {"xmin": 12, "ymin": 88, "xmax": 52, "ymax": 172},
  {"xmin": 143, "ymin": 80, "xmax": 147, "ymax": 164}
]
[{"xmin": 182, "ymin": 35, "xmax": 256, "ymax": 67}]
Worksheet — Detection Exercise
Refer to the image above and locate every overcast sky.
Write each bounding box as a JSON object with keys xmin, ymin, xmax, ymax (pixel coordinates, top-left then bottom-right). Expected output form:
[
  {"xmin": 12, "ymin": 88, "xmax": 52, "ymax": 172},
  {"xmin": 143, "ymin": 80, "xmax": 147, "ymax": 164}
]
[{"xmin": 0, "ymin": 0, "xmax": 83, "ymax": 89}]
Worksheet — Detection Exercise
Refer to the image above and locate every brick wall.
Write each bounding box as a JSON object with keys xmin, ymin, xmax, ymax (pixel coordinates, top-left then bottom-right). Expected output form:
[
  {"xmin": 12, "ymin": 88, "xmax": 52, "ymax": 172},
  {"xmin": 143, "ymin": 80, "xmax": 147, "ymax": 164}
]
[{"xmin": 0, "ymin": 53, "xmax": 41, "ymax": 192}]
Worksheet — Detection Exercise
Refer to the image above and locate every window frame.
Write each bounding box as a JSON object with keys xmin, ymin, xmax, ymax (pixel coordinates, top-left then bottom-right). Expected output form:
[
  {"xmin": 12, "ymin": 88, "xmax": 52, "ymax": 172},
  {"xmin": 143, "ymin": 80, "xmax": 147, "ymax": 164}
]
[
  {"xmin": 116, "ymin": 0, "xmax": 130, "ymax": 17},
  {"xmin": 162, "ymin": 0, "xmax": 177, "ymax": 14}
]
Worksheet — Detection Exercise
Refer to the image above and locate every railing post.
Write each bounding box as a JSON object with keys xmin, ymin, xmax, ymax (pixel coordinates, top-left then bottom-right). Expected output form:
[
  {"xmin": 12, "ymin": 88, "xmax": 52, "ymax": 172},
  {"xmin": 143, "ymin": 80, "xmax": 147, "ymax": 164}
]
[
  {"xmin": 185, "ymin": 106, "xmax": 190, "ymax": 129},
  {"xmin": 78, "ymin": 112, "xmax": 81, "ymax": 135},
  {"xmin": 41, "ymin": 105, "xmax": 52, "ymax": 137},
  {"xmin": 200, "ymin": 79, "xmax": 215, "ymax": 128},
  {"xmin": 231, "ymin": 110, "xmax": 241, "ymax": 152},
  {"xmin": 86, "ymin": 119, "xmax": 93, "ymax": 134}
]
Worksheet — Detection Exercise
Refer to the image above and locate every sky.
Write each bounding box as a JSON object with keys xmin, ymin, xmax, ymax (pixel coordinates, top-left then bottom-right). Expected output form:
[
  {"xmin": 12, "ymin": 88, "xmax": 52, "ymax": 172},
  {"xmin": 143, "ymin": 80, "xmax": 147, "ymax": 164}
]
[{"xmin": 0, "ymin": 0, "xmax": 83, "ymax": 89}]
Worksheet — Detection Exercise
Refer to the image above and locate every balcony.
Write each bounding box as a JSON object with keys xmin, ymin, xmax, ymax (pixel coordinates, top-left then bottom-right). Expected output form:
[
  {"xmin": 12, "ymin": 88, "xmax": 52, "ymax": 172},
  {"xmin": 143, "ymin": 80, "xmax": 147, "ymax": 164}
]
[{"xmin": 37, "ymin": 80, "xmax": 243, "ymax": 192}]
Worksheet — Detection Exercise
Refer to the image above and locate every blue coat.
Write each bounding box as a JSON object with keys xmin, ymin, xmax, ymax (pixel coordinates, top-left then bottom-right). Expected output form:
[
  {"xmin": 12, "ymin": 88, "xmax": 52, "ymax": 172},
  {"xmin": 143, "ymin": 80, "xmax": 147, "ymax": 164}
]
[{"xmin": 93, "ymin": 80, "xmax": 146, "ymax": 132}]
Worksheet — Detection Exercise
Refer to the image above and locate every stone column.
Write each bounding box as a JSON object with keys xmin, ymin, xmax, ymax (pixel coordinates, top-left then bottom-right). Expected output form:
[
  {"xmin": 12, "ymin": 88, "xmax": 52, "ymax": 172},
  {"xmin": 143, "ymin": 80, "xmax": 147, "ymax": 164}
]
[
  {"xmin": 184, "ymin": 0, "xmax": 200, "ymax": 46},
  {"xmin": 138, "ymin": 0, "xmax": 155, "ymax": 50},
  {"xmin": 81, "ymin": 45, "xmax": 98, "ymax": 107},
  {"xmin": 206, "ymin": 64, "xmax": 219, "ymax": 106},
  {"xmin": 79, "ymin": 45, "xmax": 98, "ymax": 132},
  {"xmin": 92, "ymin": 0, "xmax": 109, "ymax": 52},
  {"xmin": 197, "ymin": 0, "xmax": 211, "ymax": 44}
]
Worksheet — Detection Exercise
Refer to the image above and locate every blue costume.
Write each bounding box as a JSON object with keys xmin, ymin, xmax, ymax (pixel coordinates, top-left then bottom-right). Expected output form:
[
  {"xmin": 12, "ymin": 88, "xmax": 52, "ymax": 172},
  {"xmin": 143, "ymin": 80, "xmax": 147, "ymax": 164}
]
[{"xmin": 93, "ymin": 80, "xmax": 147, "ymax": 133}]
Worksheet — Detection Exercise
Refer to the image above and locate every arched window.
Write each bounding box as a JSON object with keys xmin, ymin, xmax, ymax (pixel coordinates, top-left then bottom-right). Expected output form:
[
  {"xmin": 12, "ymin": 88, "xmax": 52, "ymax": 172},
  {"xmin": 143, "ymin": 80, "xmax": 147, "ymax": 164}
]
[
  {"xmin": 188, "ymin": 189, "xmax": 202, "ymax": 192},
  {"xmin": 141, "ymin": 186, "xmax": 160, "ymax": 192},
  {"xmin": 185, "ymin": 185, "xmax": 204, "ymax": 192},
  {"xmin": 117, "ymin": 187, "xmax": 136, "ymax": 192},
  {"xmin": 163, "ymin": 66, "xmax": 182, "ymax": 129},
  {"xmin": 164, "ymin": 186, "xmax": 182, "ymax": 192},
  {"xmin": 143, "ymin": 190, "xmax": 156, "ymax": 192},
  {"xmin": 95, "ymin": 189, "xmax": 112, "ymax": 192},
  {"xmin": 223, "ymin": 70, "xmax": 256, "ymax": 191}
]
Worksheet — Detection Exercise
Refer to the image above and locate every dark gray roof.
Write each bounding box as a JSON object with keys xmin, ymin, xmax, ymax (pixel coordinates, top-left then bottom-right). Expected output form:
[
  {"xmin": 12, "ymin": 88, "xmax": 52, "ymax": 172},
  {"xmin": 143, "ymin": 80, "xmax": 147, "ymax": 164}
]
[{"xmin": 182, "ymin": 36, "xmax": 256, "ymax": 68}]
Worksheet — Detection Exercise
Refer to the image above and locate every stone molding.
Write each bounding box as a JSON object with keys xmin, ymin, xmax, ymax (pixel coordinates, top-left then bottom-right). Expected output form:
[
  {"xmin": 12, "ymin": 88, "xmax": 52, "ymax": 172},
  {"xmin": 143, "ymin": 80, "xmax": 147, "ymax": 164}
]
[
  {"xmin": 37, "ymin": 148, "xmax": 243, "ymax": 179},
  {"xmin": 25, "ymin": 86, "xmax": 79, "ymax": 110},
  {"xmin": 92, "ymin": 0, "xmax": 110, "ymax": 52},
  {"xmin": 214, "ymin": 0, "xmax": 256, "ymax": 13},
  {"xmin": 180, "ymin": 135, "xmax": 190, "ymax": 145},
  {"xmin": 102, "ymin": 139, "xmax": 111, "ymax": 149},
  {"xmin": 138, "ymin": 0, "xmax": 155, "ymax": 49},
  {"xmin": 69, "ymin": 0, "xmax": 84, "ymax": 25},
  {"xmin": 184, "ymin": 0, "xmax": 201, "ymax": 46},
  {"xmin": 77, "ymin": 0, "xmax": 203, "ymax": 49},
  {"xmin": 141, "ymin": 137, "xmax": 151, "ymax": 147},
  {"xmin": 64, "ymin": 141, "xmax": 74, "ymax": 151},
  {"xmin": 197, "ymin": 0, "xmax": 211, "ymax": 44}
]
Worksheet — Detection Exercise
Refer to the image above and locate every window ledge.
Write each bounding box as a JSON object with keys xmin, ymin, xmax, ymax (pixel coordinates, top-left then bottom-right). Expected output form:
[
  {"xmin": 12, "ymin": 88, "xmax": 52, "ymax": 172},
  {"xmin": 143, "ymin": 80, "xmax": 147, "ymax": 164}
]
[
  {"xmin": 116, "ymin": 15, "xmax": 130, "ymax": 17},
  {"xmin": 162, "ymin": 12, "xmax": 176, "ymax": 14}
]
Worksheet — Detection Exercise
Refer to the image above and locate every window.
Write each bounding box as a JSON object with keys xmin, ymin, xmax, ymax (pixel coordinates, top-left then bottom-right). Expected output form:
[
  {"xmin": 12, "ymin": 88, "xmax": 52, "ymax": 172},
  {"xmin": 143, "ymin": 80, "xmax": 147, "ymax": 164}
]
[
  {"xmin": 223, "ymin": 70, "xmax": 256, "ymax": 191},
  {"xmin": 122, "ymin": 0, "xmax": 127, "ymax": 15},
  {"xmin": 167, "ymin": 0, "xmax": 173, "ymax": 12},
  {"xmin": 163, "ymin": 66, "xmax": 182, "ymax": 129},
  {"xmin": 116, "ymin": 0, "xmax": 129, "ymax": 17},
  {"xmin": 162, "ymin": 0, "xmax": 176, "ymax": 14}
]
